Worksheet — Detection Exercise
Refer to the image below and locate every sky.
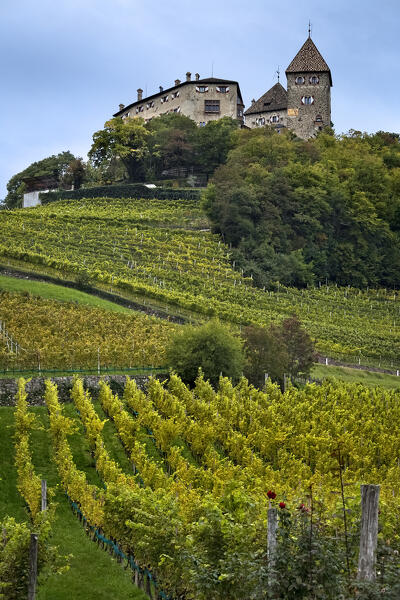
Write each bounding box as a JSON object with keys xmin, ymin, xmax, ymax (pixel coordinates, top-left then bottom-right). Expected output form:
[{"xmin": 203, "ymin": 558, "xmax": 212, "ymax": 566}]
[{"xmin": 1, "ymin": 0, "xmax": 399, "ymax": 200}]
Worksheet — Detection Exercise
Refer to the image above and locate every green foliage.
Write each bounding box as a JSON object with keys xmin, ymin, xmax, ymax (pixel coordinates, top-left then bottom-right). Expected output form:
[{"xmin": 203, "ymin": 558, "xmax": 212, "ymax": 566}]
[
  {"xmin": 243, "ymin": 324, "xmax": 289, "ymax": 387},
  {"xmin": 40, "ymin": 184, "xmax": 200, "ymax": 203},
  {"xmin": 1, "ymin": 196, "xmax": 399, "ymax": 369},
  {"xmin": 166, "ymin": 320, "xmax": 244, "ymax": 386},
  {"xmin": 194, "ymin": 116, "xmax": 239, "ymax": 177},
  {"xmin": 88, "ymin": 113, "xmax": 239, "ymax": 183},
  {"xmin": 5, "ymin": 151, "xmax": 77, "ymax": 209},
  {"xmin": 204, "ymin": 128, "xmax": 400, "ymax": 288},
  {"xmin": 89, "ymin": 117, "xmax": 150, "ymax": 182}
]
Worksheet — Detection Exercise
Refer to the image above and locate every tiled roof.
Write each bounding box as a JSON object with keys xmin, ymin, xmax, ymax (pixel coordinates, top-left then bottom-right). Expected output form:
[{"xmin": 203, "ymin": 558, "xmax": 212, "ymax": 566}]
[
  {"xmin": 244, "ymin": 82, "xmax": 287, "ymax": 116},
  {"xmin": 286, "ymin": 37, "xmax": 332, "ymax": 84}
]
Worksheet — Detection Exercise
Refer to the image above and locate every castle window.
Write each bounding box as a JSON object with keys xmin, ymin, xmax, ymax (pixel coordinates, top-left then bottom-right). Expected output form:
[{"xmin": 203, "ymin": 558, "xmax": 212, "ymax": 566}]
[
  {"xmin": 256, "ymin": 117, "xmax": 265, "ymax": 126},
  {"xmin": 171, "ymin": 91, "xmax": 180, "ymax": 99},
  {"xmin": 295, "ymin": 76, "xmax": 305, "ymax": 84},
  {"xmin": 147, "ymin": 101, "xmax": 154, "ymax": 109},
  {"xmin": 237, "ymin": 108, "xmax": 243, "ymax": 117},
  {"xmin": 161, "ymin": 95, "xmax": 169, "ymax": 103},
  {"xmin": 199, "ymin": 121, "xmax": 206, "ymax": 126},
  {"xmin": 309, "ymin": 75, "xmax": 319, "ymax": 84},
  {"xmin": 204, "ymin": 99, "xmax": 220, "ymax": 113},
  {"xmin": 216, "ymin": 86, "xmax": 229, "ymax": 93},
  {"xmin": 196, "ymin": 86, "xmax": 209, "ymax": 93},
  {"xmin": 315, "ymin": 114, "xmax": 323, "ymax": 122},
  {"xmin": 301, "ymin": 96, "xmax": 314, "ymax": 105},
  {"xmin": 173, "ymin": 106, "xmax": 180, "ymax": 113},
  {"xmin": 135, "ymin": 106, "xmax": 144, "ymax": 113},
  {"xmin": 270, "ymin": 115, "xmax": 279, "ymax": 123}
]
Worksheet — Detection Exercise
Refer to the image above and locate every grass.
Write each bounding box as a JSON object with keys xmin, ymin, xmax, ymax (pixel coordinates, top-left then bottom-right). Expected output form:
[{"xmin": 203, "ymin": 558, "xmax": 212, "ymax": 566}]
[
  {"xmin": 0, "ymin": 405, "xmax": 148, "ymax": 600},
  {"xmin": 0, "ymin": 273, "xmax": 133, "ymax": 315},
  {"xmin": 311, "ymin": 364, "xmax": 400, "ymax": 389}
]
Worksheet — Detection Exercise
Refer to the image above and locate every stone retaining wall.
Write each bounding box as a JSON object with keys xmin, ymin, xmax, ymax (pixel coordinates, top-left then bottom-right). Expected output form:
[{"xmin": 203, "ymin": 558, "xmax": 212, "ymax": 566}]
[{"xmin": 0, "ymin": 375, "xmax": 159, "ymax": 406}]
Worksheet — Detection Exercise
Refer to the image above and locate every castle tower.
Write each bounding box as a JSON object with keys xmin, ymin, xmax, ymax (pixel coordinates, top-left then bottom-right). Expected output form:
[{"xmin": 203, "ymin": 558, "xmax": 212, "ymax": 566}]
[{"xmin": 285, "ymin": 36, "xmax": 332, "ymax": 139}]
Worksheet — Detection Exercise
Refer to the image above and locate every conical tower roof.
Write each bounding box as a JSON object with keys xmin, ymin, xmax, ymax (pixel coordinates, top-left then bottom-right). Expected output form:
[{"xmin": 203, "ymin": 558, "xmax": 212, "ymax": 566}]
[
  {"xmin": 244, "ymin": 82, "xmax": 287, "ymax": 116},
  {"xmin": 286, "ymin": 37, "xmax": 332, "ymax": 85}
]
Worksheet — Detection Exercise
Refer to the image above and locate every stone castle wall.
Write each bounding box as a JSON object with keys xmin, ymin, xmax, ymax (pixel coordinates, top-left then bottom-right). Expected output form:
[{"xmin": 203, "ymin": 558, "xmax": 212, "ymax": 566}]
[{"xmin": 286, "ymin": 71, "xmax": 331, "ymax": 139}]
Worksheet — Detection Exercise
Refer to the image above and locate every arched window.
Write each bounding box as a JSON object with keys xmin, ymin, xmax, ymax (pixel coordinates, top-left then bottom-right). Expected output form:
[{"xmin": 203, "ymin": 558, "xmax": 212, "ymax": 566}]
[
  {"xmin": 315, "ymin": 114, "xmax": 323, "ymax": 122},
  {"xmin": 270, "ymin": 115, "xmax": 279, "ymax": 123},
  {"xmin": 301, "ymin": 96, "xmax": 314, "ymax": 105},
  {"xmin": 295, "ymin": 76, "xmax": 305, "ymax": 84},
  {"xmin": 309, "ymin": 75, "xmax": 319, "ymax": 84}
]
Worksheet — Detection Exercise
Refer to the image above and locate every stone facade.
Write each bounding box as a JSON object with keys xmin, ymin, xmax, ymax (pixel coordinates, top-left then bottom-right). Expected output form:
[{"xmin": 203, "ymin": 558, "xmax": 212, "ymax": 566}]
[
  {"xmin": 114, "ymin": 73, "xmax": 244, "ymax": 127},
  {"xmin": 244, "ymin": 37, "xmax": 332, "ymax": 140},
  {"xmin": 286, "ymin": 70, "xmax": 331, "ymax": 139}
]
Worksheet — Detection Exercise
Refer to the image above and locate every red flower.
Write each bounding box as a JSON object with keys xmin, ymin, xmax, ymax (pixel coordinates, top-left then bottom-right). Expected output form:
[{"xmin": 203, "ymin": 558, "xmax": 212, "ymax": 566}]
[
  {"xmin": 279, "ymin": 502, "xmax": 286, "ymax": 509},
  {"xmin": 298, "ymin": 503, "xmax": 305, "ymax": 511},
  {"xmin": 267, "ymin": 490, "xmax": 276, "ymax": 499}
]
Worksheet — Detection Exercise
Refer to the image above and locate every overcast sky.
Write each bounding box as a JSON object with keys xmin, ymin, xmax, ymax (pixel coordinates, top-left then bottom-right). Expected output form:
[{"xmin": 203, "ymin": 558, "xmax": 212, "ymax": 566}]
[{"xmin": 1, "ymin": 0, "xmax": 399, "ymax": 199}]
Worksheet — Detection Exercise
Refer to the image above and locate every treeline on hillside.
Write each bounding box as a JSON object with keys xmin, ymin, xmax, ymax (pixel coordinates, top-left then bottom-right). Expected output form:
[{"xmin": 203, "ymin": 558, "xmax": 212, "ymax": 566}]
[
  {"xmin": 5, "ymin": 114, "xmax": 238, "ymax": 209},
  {"xmin": 203, "ymin": 128, "xmax": 400, "ymax": 288}
]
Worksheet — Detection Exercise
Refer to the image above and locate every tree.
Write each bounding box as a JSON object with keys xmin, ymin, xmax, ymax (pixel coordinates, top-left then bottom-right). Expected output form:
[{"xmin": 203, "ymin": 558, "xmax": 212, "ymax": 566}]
[
  {"xmin": 5, "ymin": 151, "xmax": 76, "ymax": 209},
  {"xmin": 203, "ymin": 127, "xmax": 400, "ymax": 288},
  {"xmin": 279, "ymin": 315, "xmax": 316, "ymax": 377},
  {"xmin": 146, "ymin": 113, "xmax": 197, "ymax": 177},
  {"xmin": 62, "ymin": 158, "xmax": 86, "ymax": 189},
  {"xmin": 89, "ymin": 117, "xmax": 150, "ymax": 182},
  {"xmin": 165, "ymin": 320, "xmax": 244, "ymax": 387},
  {"xmin": 243, "ymin": 315, "xmax": 315, "ymax": 388},
  {"xmin": 243, "ymin": 325, "xmax": 289, "ymax": 388},
  {"xmin": 194, "ymin": 117, "xmax": 238, "ymax": 177}
]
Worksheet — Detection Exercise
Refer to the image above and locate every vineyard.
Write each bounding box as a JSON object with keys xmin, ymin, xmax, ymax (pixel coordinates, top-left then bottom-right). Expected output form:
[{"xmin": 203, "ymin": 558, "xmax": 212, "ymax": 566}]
[
  {"xmin": 2, "ymin": 375, "xmax": 400, "ymax": 598},
  {"xmin": 0, "ymin": 197, "xmax": 399, "ymax": 369},
  {"xmin": 0, "ymin": 290, "xmax": 175, "ymax": 370}
]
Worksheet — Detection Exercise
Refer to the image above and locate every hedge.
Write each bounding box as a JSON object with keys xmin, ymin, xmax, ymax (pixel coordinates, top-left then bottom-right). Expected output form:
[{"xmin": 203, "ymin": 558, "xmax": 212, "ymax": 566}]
[{"xmin": 39, "ymin": 184, "xmax": 201, "ymax": 204}]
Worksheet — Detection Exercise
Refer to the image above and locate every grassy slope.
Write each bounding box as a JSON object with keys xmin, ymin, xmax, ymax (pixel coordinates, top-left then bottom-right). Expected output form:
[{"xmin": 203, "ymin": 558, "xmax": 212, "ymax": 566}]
[
  {"xmin": 311, "ymin": 364, "xmax": 400, "ymax": 389},
  {"xmin": 0, "ymin": 274, "xmax": 132, "ymax": 314},
  {"xmin": 0, "ymin": 405, "xmax": 147, "ymax": 600}
]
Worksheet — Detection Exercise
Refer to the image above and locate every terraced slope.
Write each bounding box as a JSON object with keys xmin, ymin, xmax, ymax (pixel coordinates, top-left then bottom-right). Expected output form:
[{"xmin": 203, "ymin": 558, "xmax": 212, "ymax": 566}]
[{"xmin": 0, "ymin": 196, "xmax": 399, "ymax": 368}]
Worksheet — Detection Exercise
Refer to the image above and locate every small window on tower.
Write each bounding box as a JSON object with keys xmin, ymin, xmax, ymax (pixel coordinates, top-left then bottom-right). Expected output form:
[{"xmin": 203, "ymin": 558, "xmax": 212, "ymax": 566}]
[
  {"xmin": 295, "ymin": 76, "xmax": 305, "ymax": 84},
  {"xmin": 301, "ymin": 96, "xmax": 314, "ymax": 105},
  {"xmin": 315, "ymin": 114, "xmax": 323, "ymax": 122},
  {"xmin": 309, "ymin": 75, "xmax": 319, "ymax": 84}
]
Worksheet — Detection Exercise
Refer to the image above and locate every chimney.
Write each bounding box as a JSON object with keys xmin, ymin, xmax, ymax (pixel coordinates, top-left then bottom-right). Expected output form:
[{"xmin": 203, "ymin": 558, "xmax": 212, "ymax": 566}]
[
  {"xmin": 174, "ymin": 79, "xmax": 181, "ymax": 86},
  {"xmin": 159, "ymin": 85, "xmax": 163, "ymax": 93},
  {"xmin": 195, "ymin": 73, "xmax": 200, "ymax": 81},
  {"xmin": 186, "ymin": 71, "xmax": 191, "ymax": 82},
  {"xmin": 251, "ymin": 99, "xmax": 256, "ymax": 104},
  {"xmin": 119, "ymin": 103, "xmax": 125, "ymax": 111},
  {"xmin": 137, "ymin": 88, "xmax": 143, "ymax": 101}
]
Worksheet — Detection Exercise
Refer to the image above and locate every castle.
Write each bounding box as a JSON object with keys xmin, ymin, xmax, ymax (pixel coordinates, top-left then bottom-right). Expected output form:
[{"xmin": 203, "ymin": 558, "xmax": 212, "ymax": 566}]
[
  {"xmin": 244, "ymin": 35, "xmax": 332, "ymax": 139},
  {"xmin": 115, "ymin": 35, "xmax": 331, "ymax": 141}
]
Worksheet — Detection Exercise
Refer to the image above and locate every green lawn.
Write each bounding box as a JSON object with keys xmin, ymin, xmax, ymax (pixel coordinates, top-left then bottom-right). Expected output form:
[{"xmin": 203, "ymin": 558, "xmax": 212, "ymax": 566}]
[
  {"xmin": 311, "ymin": 364, "xmax": 400, "ymax": 389},
  {"xmin": 0, "ymin": 273, "xmax": 133, "ymax": 315},
  {"xmin": 0, "ymin": 405, "xmax": 147, "ymax": 600}
]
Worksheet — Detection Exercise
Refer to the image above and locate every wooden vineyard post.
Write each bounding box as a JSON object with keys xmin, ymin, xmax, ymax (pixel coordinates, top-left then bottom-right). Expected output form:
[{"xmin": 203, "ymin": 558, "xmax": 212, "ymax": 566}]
[
  {"xmin": 357, "ymin": 484, "xmax": 380, "ymax": 582},
  {"xmin": 267, "ymin": 506, "xmax": 278, "ymax": 592},
  {"xmin": 41, "ymin": 480, "xmax": 47, "ymax": 512},
  {"xmin": 28, "ymin": 533, "xmax": 39, "ymax": 600}
]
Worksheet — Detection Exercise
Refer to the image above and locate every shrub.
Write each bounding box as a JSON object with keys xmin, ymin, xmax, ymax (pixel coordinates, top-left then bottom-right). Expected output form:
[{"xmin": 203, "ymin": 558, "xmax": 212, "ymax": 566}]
[{"xmin": 166, "ymin": 320, "xmax": 244, "ymax": 387}]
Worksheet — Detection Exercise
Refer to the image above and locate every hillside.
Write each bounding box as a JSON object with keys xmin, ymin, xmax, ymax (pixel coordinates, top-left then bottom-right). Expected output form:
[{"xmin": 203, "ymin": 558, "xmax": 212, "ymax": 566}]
[
  {"xmin": 0, "ymin": 195, "xmax": 399, "ymax": 370},
  {"xmin": 3, "ymin": 376, "xmax": 400, "ymax": 598}
]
